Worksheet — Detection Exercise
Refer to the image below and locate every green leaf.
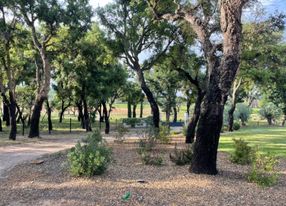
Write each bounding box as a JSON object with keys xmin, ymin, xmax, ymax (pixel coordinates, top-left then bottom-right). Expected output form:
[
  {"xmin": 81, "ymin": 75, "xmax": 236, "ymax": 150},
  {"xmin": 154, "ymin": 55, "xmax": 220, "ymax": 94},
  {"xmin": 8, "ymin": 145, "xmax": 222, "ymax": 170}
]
[{"xmin": 122, "ymin": 191, "xmax": 131, "ymax": 201}]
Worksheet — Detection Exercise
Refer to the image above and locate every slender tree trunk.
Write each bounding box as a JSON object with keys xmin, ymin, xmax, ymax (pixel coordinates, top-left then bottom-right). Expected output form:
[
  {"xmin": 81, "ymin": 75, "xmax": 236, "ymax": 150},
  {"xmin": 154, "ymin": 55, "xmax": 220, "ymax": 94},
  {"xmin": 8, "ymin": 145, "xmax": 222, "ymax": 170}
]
[
  {"xmin": 102, "ymin": 101, "xmax": 110, "ymax": 134},
  {"xmin": 77, "ymin": 101, "xmax": 85, "ymax": 129},
  {"xmin": 137, "ymin": 69, "xmax": 160, "ymax": 128},
  {"xmin": 3, "ymin": 103, "xmax": 10, "ymax": 126},
  {"xmin": 186, "ymin": 98, "xmax": 191, "ymax": 116},
  {"xmin": 127, "ymin": 100, "xmax": 132, "ymax": 118},
  {"xmin": 133, "ymin": 104, "xmax": 137, "ymax": 118},
  {"xmin": 173, "ymin": 107, "xmax": 177, "ymax": 123},
  {"xmin": 0, "ymin": 118, "xmax": 2, "ymax": 132},
  {"xmin": 28, "ymin": 97, "xmax": 45, "ymax": 138},
  {"xmin": 140, "ymin": 98, "xmax": 144, "ymax": 118},
  {"xmin": 98, "ymin": 104, "xmax": 104, "ymax": 122},
  {"xmin": 46, "ymin": 100, "xmax": 53, "ymax": 132},
  {"xmin": 16, "ymin": 104, "xmax": 26, "ymax": 135},
  {"xmin": 186, "ymin": 91, "xmax": 204, "ymax": 143},
  {"xmin": 59, "ymin": 100, "xmax": 70, "ymax": 123},
  {"xmin": 82, "ymin": 97, "xmax": 92, "ymax": 132},
  {"xmin": 228, "ymin": 104, "xmax": 236, "ymax": 132},
  {"xmin": 267, "ymin": 117, "xmax": 272, "ymax": 126},
  {"xmin": 166, "ymin": 109, "xmax": 171, "ymax": 124},
  {"xmin": 8, "ymin": 92, "xmax": 17, "ymax": 140}
]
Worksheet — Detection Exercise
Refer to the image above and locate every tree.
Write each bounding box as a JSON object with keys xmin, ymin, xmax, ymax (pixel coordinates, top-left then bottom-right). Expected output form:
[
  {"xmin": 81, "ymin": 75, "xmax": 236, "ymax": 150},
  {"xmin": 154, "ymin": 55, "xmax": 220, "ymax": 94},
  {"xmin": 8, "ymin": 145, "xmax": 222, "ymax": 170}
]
[
  {"xmin": 259, "ymin": 102, "xmax": 282, "ymax": 125},
  {"xmin": 150, "ymin": 0, "xmax": 250, "ymax": 174},
  {"xmin": 97, "ymin": 0, "xmax": 176, "ymax": 128}
]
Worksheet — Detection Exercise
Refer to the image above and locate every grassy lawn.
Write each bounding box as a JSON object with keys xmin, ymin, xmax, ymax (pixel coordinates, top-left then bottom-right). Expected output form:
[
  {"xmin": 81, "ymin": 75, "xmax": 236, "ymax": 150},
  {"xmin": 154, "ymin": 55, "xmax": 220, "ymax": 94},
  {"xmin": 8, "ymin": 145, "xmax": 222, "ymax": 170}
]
[{"xmin": 219, "ymin": 125, "xmax": 286, "ymax": 157}]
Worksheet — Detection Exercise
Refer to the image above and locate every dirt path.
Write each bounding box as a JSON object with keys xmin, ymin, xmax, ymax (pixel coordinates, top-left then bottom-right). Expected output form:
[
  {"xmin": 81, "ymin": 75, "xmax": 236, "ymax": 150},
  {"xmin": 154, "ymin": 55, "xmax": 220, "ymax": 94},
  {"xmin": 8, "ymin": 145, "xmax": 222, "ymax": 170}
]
[{"xmin": 0, "ymin": 134, "xmax": 84, "ymax": 178}]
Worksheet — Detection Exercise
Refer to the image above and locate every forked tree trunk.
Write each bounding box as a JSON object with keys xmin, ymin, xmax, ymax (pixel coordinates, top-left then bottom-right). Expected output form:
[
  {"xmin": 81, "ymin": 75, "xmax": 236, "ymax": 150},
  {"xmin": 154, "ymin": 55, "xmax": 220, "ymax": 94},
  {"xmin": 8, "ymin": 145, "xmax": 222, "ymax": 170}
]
[
  {"xmin": 28, "ymin": 97, "xmax": 45, "ymax": 138},
  {"xmin": 186, "ymin": 91, "xmax": 204, "ymax": 143},
  {"xmin": 137, "ymin": 69, "xmax": 160, "ymax": 128},
  {"xmin": 190, "ymin": 1, "xmax": 245, "ymax": 175},
  {"xmin": 102, "ymin": 101, "xmax": 110, "ymax": 134},
  {"xmin": 59, "ymin": 100, "xmax": 70, "ymax": 123},
  {"xmin": 8, "ymin": 92, "xmax": 17, "ymax": 140}
]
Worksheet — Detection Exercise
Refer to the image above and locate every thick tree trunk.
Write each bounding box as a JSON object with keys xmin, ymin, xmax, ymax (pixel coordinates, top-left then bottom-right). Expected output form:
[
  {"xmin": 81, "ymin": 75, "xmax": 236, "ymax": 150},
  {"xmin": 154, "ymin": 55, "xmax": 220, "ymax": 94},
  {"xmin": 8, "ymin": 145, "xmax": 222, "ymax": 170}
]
[
  {"xmin": 8, "ymin": 92, "xmax": 17, "ymax": 140},
  {"xmin": 228, "ymin": 104, "xmax": 236, "ymax": 132},
  {"xmin": 140, "ymin": 98, "xmax": 144, "ymax": 118},
  {"xmin": 127, "ymin": 100, "xmax": 132, "ymax": 118},
  {"xmin": 46, "ymin": 100, "xmax": 53, "ymax": 133},
  {"xmin": 28, "ymin": 97, "xmax": 45, "ymax": 138},
  {"xmin": 132, "ymin": 104, "xmax": 137, "ymax": 118},
  {"xmin": 137, "ymin": 69, "xmax": 160, "ymax": 128},
  {"xmin": 186, "ymin": 92, "xmax": 204, "ymax": 144},
  {"xmin": 173, "ymin": 107, "xmax": 177, "ymax": 123},
  {"xmin": 102, "ymin": 101, "xmax": 110, "ymax": 134},
  {"xmin": 3, "ymin": 103, "xmax": 10, "ymax": 126},
  {"xmin": 77, "ymin": 101, "xmax": 85, "ymax": 129}
]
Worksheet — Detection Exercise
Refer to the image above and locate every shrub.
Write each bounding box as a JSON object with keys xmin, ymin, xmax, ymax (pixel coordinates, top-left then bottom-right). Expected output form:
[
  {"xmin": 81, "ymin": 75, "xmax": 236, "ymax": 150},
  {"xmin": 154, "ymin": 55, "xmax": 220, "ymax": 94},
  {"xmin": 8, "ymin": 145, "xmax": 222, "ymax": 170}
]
[
  {"xmin": 138, "ymin": 127, "xmax": 158, "ymax": 152},
  {"xmin": 247, "ymin": 152, "xmax": 279, "ymax": 187},
  {"xmin": 122, "ymin": 118, "xmax": 141, "ymax": 127},
  {"xmin": 140, "ymin": 151, "xmax": 164, "ymax": 166},
  {"xmin": 115, "ymin": 124, "xmax": 129, "ymax": 143},
  {"xmin": 170, "ymin": 144, "xmax": 193, "ymax": 166},
  {"xmin": 233, "ymin": 122, "xmax": 241, "ymax": 131},
  {"xmin": 68, "ymin": 131, "xmax": 112, "ymax": 177},
  {"xmin": 230, "ymin": 138, "xmax": 254, "ymax": 165},
  {"xmin": 259, "ymin": 102, "xmax": 282, "ymax": 125},
  {"xmin": 235, "ymin": 103, "xmax": 251, "ymax": 125},
  {"xmin": 157, "ymin": 125, "xmax": 171, "ymax": 144}
]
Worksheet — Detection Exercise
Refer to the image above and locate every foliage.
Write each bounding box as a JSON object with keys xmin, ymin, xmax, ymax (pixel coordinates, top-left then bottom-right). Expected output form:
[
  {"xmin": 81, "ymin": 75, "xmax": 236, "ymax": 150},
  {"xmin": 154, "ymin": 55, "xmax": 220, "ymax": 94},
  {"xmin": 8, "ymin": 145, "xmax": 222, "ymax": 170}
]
[
  {"xmin": 122, "ymin": 118, "xmax": 142, "ymax": 127},
  {"xmin": 115, "ymin": 124, "xmax": 129, "ymax": 142},
  {"xmin": 247, "ymin": 152, "xmax": 279, "ymax": 187},
  {"xmin": 138, "ymin": 127, "xmax": 158, "ymax": 152},
  {"xmin": 230, "ymin": 139, "xmax": 254, "ymax": 165},
  {"xmin": 259, "ymin": 102, "xmax": 282, "ymax": 124},
  {"xmin": 170, "ymin": 144, "xmax": 193, "ymax": 166},
  {"xmin": 140, "ymin": 151, "xmax": 164, "ymax": 166},
  {"xmin": 157, "ymin": 125, "xmax": 171, "ymax": 144},
  {"xmin": 67, "ymin": 131, "xmax": 112, "ymax": 176},
  {"xmin": 235, "ymin": 103, "xmax": 251, "ymax": 125},
  {"xmin": 233, "ymin": 122, "xmax": 241, "ymax": 131}
]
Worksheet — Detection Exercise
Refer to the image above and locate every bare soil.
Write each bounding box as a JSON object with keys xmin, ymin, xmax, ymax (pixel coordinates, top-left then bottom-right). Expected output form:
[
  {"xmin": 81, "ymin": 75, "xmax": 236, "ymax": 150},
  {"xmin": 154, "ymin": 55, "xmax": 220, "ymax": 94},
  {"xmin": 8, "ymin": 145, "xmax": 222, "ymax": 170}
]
[{"xmin": 0, "ymin": 143, "xmax": 285, "ymax": 206}]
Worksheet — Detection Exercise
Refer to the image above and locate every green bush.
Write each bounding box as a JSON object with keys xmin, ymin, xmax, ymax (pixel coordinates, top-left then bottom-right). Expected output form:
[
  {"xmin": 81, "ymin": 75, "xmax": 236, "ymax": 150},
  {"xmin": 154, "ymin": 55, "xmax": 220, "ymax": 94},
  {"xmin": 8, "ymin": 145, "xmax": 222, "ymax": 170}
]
[
  {"xmin": 230, "ymin": 138, "xmax": 254, "ymax": 165},
  {"xmin": 233, "ymin": 122, "xmax": 241, "ymax": 131},
  {"xmin": 235, "ymin": 103, "xmax": 251, "ymax": 125},
  {"xmin": 157, "ymin": 125, "xmax": 171, "ymax": 144},
  {"xmin": 115, "ymin": 124, "xmax": 129, "ymax": 142},
  {"xmin": 140, "ymin": 151, "xmax": 164, "ymax": 166},
  {"xmin": 170, "ymin": 144, "xmax": 193, "ymax": 166},
  {"xmin": 68, "ymin": 131, "xmax": 112, "ymax": 177},
  {"xmin": 247, "ymin": 152, "xmax": 279, "ymax": 187},
  {"xmin": 122, "ymin": 118, "xmax": 141, "ymax": 127},
  {"xmin": 259, "ymin": 102, "xmax": 282, "ymax": 125}
]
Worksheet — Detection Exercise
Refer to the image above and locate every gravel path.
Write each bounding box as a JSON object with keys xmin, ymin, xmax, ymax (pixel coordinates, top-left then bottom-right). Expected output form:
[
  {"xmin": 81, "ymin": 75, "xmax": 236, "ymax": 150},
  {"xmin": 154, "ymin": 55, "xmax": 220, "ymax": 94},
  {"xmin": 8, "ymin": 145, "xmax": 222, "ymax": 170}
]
[
  {"xmin": 0, "ymin": 134, "xmax": 83, "ymax": 178},
  {"xmin": 0, "ymin": 143, "xmax": 285, "ymax": 206}
]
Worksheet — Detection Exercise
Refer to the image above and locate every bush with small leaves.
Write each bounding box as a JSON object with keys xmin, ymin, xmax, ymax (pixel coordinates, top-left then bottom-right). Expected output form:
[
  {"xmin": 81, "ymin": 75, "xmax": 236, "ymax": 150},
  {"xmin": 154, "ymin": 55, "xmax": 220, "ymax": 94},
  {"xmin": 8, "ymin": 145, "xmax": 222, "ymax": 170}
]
[
  {"xmin": 115, "ymin": 124, "xmax": 129, "ymax": 143},
  {"xmin": 170, "ymin": 144, "xmax": 193, "ymax": 166},
  {"xmin": 68, "ymin": 131, "xmax": 112, "ymax": 177},
  {"xmin": 140, "ymin": 151, "xmax": 164, "ymax": 166},
  {"xmin": 230, "ymin": 138, "xmax": 254, "ymax": 165},
  {"xmin": 233, "ymin": 122, "xmax": 241, "ymax": 131},
  {"xmin": 247, "ymin": 152, "xmax": 279, "ymax": 187},
  {"xmin": 157, "ymin": 125, "xmax": 171, "ymax": 144}
]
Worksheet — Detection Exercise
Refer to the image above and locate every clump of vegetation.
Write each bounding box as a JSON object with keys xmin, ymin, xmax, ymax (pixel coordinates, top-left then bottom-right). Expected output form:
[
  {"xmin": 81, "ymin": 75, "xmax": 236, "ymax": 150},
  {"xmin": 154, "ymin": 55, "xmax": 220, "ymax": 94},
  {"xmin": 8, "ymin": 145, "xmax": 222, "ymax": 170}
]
[
  {"xmin": 230, "ymin": 138, "xmax": 254, "ymax": 165},
  {"xmin": 114, "ymin": 124, "xmax": 129, "ymax": 143},
  {"xmin": 259, "ymin": 102, "xmax": 282, "ymax": 125},
  {"xmin": 233, "ymin": 122, "xmax": 241, "ymax": 131},
  {"xmin": 68, "ymin": 131, "xmax": 112, "ymax": 177},
  {"xmin": 235, "ymin": 103, "xmax": 251, "ymax": 126},
  {"xmin": 247, "ymin": 152, "xmax": 279, "ymax": 187},
  {"xmin": 157, "ymin": 125, "xmax": 171, "ymax": 144},
  {"xmin": 122, "ymin": 118, "xmax": 142, "ymax": 127},
  {"xmin": 138, "ymin": 127, "xmax": 164, "ymax": 166},
  {"xmin": 170, "ymin": 144, "xmax": 193, "ymax": 166}
]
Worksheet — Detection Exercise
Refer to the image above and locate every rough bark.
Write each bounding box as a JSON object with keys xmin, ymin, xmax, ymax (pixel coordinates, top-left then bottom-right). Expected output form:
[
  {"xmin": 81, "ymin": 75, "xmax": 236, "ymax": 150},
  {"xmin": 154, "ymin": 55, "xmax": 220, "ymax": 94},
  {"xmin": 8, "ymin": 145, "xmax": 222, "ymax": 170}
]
[
  {"xmin": 8, "ymin": 92, "xmax": 17, "ymax": 140},
  {"xmin": 28, "ymin": 97, "xmax": 45, "ymax": 138},
  {"xmin": 186, "ymin": 91, "xmax": 204, "ymax": 143}
]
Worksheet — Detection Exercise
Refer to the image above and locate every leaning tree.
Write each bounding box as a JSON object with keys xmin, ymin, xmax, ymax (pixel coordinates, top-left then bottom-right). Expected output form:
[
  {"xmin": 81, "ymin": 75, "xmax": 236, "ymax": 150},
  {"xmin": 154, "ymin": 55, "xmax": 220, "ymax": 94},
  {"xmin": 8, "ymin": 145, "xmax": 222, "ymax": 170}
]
[{"xmin": 150, "ymin": 0, "xmax": 250, "ymax": 174}]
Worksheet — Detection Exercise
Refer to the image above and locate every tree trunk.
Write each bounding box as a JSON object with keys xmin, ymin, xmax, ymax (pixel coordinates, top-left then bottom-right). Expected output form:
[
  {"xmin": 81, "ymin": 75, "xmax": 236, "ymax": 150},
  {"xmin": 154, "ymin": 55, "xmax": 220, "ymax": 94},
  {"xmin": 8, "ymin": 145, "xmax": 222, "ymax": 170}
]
[
  {"xmin": 173, "ymin": 107, "xmax": 177, "ymax": 123},
  {"xmin": 98, "ymin": 104, "xmax": 104, "ymax": 123},
  {"xmin": 186, "ymin": 91, "xmax": 204, "ymax": 144},
  {"xmin": 140, "ymin": 98, "xmax": 144, "ymax": 118},
  {"xmin": 133, "ymin": 104, "xmax": 137, "ymax": 118},
  {"xmin": 228, "ymin": 104, "xmax": 236, "ymax": 132},
  {"xmin": 189, "ymin": 1, "xmax": 245, "ymax": 175},
  {"xmin": 59, "ymin": 100, "xmax": 70, "ymax": 123},
  {"xmin": 282, "ymin": 115, "xmax": 286, "ymax": 127},
  {"xmin": 82, "ymin": 96, "xmax": 92, "ymax": 132},
  {"xmin": 77, "ymin": 101, "xmax": 85, "ymax": 129},
  {"xmin": 8, "ymin": 92, "xmax": 17, "ymax": 140},
  {"xmin": 28, "ymin": 97, "xmax": 45, "ymax": 138},
  {"xmin": 186, "ymin": 98, "xmax": 191, "ymax": 116},
  {"xmin": 102, "ymin": 101, "xmax": 110, "ymax": 134},
  {"xmin": 267, "ymin": 117, "xmax": 272, "ymax": 126},
  {"xmin": 127, "ymin": 100, "xmax": 132, "ymax": 118},
  {"xmin": 137, "ymin": 69, "xmax": 160, "ymax": 128},
  {"xmin": 46, "ymin": 100, "xmax": 53, "ymax": 133},
  {"xmin": 0, "ymin": 118, "xmax": 2, "ymax": 132},
  {"xmin": 3, "ymin": 103, "xmax": 10, "ymax": 126},
  {"xmin": 166, "ymin": 110, "xmax": 170, "ymax": 124}
]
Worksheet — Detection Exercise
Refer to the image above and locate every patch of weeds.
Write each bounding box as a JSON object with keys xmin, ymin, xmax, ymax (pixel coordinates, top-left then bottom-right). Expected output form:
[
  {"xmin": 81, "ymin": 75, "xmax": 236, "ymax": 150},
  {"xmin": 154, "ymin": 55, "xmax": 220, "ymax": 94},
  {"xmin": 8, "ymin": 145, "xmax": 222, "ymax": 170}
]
[
  {"xmin": 230, "ymin": 138, "xmax": 254, "ymax": 165},
  {"xmin": 170, "ymin": 144, "xmax": 193, "ymax": 166}
]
